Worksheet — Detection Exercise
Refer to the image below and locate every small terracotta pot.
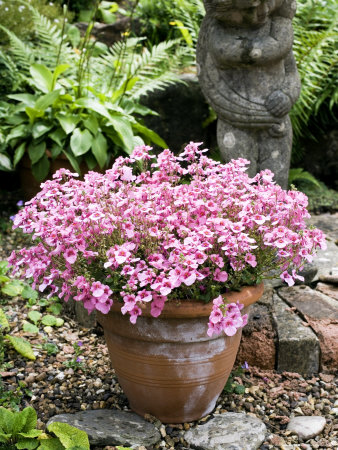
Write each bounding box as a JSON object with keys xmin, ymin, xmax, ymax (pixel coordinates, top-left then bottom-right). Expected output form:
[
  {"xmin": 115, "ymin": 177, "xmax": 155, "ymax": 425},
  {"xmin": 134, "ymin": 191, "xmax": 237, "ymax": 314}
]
[{"xmin": 97, "ymin": 283, "xmax": 264, "ymax": 423}]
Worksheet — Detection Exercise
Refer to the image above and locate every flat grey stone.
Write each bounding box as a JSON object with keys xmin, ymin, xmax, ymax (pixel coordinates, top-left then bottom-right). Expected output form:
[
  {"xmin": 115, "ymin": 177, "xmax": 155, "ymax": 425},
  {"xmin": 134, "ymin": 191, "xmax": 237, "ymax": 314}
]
[
  {"xmin": 278, "ymin": 286, "xmax": 338, "ymax": 321},
  {"xmin": 272, "ymin": 294, "xmax": 319, "ymax": 375},
  {"xmin": 184, "ymin": 413, "xmax": 266, "ymax": 450},
  {"xmin": 287, "ymin": 416, "xmax": 326, "ymax": 440},
  {"xmin": 47, "ymin": 410, "xmax": 161, "ymax": 447}
]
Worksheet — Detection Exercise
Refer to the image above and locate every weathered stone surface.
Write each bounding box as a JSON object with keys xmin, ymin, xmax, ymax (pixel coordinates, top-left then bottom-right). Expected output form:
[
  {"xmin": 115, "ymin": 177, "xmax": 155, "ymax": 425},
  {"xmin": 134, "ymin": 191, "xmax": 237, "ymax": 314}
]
[
  {"xmin": 287, "ymin": 416, "xmax": 326, "ymax": 440},
  {"xmin": 258, "ymin": 285, "xmax": 274, "ymax": 306},
  {"xmin": 278, "ymin": 286, "xmax": 338, "ymax": 369},
  {"xmin": 236, "ymin": 303, "xmax": 276, "ymax": 370},
  {"xmin": 47, "ymin": 410, "xmax": 161, "ymax": 447},
  {"xmin": 184, "ymin": 412, "xmax": 266, "ymax": 450},
  {"xmin": 197, "ymin": 0, "xmax": 300, "ymax": 188},
  {"xmin": 307, "ymin": 212, "xmax": 338, "ymax": 242},
  {"xmin": 272, "ymin": 294, "xmax": 319, "ymax": 375},
  {"xmin": 278, "ymin": 286, "xmax": 338, "ymax": 320},
  {"xmin": 316, "ymin": 282, "xmax": 338, "ymax": 301}
]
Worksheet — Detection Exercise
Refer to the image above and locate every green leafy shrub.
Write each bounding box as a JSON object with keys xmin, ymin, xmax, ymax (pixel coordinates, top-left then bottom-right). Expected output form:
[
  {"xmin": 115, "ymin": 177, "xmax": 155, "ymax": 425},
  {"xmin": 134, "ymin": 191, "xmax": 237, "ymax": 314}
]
[{"xmin": 0, "ymin": 3, "xmax": 187, "ymax": 180}]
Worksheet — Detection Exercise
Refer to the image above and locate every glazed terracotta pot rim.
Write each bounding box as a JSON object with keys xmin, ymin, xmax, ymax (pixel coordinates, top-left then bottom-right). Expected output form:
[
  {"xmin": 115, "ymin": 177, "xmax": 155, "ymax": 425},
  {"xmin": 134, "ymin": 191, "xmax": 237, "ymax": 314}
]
[{"xmin": 100, "ymin": 282, "xmax": 264, "ymax": 319}]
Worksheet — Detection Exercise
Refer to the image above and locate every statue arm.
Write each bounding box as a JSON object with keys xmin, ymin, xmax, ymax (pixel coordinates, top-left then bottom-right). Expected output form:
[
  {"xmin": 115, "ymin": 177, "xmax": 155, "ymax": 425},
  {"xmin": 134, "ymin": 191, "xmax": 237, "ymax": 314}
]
[{"xmin": 265, "ymin": 50, "xmax": 300, "ymax": 117}]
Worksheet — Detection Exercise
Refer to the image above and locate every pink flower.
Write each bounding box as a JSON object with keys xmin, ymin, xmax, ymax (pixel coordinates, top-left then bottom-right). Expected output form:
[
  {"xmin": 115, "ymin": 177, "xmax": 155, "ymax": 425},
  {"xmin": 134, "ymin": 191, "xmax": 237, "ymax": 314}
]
[
  {"xmin": 280, "ymin": 271, "xmax": 295, "ymax": 287},
  {"xmin": 245, "ymin": 253, "xmax": 257, "ymax": 268},
  {"xmin": 213, "ymin": 268, "xmax": 228, "ymax": 282},
  {"xmin": 64, "ymin": 248, "xmax": 77, "ymax": 264}
]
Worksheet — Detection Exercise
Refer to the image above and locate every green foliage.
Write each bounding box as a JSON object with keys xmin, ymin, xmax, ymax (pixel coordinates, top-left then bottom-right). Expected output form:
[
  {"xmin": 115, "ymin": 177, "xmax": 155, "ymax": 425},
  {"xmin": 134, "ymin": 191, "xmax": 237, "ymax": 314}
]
[
  {"xmin": 0, "ymin": 406, "xmax": 90, "ymax": 449},
  {"xmin": 130, "ymin": 0, "xmax": 204, "ymax": 51},
  {"xmin": 297, "ymin": 180, "xmax": 338, "ymax": 214},
  {"xmin": 46, "ymin": 422, "xmax": 89, "ymax": 450},
  {"xmin": 0, "ymin": 406, "xmax": 41, "ymax": 447},
  {"xmin": 291, "ymin": 0, "xmax": 338, "ymax": 146},
  {"xmin": 5, "ymin": 335, "xmax": 36, "ymax": 361},
  {"xmin": 223, "ymin": 366, "xmax": 246, "ymax": 395},
  {"xmin": 42, "ymin": 342, "xmax": 59, "ymax": 356},
  {"xmin": 0, "ymin": 378, "xmax": 32, "ymax": 411},
  {"xmin": 0, "ymin": 2, "xmax": 187, "ymax": 180},
  {"xmin": 288, "ymin": 168, "xmax": 321, "ymax": 189},
  {"xmin": 63, "ymin": 342, "xmax": 86, "ymax": 372}
]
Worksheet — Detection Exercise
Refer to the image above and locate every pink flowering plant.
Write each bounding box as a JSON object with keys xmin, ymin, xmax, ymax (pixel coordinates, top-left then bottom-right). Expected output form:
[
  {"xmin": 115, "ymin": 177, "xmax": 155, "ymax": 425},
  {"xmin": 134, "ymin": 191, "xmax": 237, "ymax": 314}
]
[{"xmin": 8, "ymin": 142, "xmax": 326, "ymax": 337}]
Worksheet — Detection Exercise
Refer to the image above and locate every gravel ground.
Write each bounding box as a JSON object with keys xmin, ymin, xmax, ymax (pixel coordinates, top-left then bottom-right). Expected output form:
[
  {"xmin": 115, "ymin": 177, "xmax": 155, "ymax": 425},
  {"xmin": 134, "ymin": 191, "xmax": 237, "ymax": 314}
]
[{"xmin": 1, "ymin": 191, "xmax": 337, "ymax": 450}]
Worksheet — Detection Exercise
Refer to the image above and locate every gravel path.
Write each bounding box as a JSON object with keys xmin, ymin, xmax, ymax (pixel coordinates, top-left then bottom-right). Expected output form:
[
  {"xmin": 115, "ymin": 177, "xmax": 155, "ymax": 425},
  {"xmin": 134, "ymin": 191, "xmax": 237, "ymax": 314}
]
[{"xmin": 1, "ymin": 190, "xmax": 337, "ymax": 449}]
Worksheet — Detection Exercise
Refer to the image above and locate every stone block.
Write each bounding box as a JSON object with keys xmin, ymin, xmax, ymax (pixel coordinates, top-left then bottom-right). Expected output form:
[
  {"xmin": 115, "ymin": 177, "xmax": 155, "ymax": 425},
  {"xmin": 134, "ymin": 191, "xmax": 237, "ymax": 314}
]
[
  {"xmin": 278, "ymin": 286, "xmax": 338, "ymax": 320},
  {"xmin": 272, "ymin": 294, "xmax": 319, "ymax": 375},
  {"xmin": 277, "ymin": 286, "xmax": 338, "ymax": 370},
  {"xmin": 184, "ymin": 412, "xmax": 266, "ymax": 450},
  {"xmin": 316, "ymin": 282, "xmax": 338, "ymax": 301},
  {"xmin": 47, "ymin": 410, "xmax": 161, "ymax": 447}
]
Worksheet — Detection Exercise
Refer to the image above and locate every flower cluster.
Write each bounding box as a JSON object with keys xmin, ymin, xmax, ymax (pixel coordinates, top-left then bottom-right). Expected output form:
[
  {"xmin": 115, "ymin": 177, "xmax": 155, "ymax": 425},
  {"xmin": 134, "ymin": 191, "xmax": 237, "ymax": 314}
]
[{"xmin": 8, "ymin": 143, "xmax": 326, "ymax": 337}]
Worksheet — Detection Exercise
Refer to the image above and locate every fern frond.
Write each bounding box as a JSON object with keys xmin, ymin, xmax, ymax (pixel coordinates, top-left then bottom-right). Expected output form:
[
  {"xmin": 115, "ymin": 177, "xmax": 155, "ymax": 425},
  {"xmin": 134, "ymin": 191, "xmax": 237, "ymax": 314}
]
[{"xmin": 0, "ymin": 26, "xmax": 34, "ymax": 71}]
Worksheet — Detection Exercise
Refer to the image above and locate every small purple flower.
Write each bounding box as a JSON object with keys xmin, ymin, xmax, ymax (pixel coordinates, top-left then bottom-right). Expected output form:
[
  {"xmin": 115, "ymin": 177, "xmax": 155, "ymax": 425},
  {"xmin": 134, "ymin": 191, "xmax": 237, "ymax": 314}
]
[
  {"xmin": 242, "ymin": 361, "xmax": 249, "ymax": 370},
  {"xmin": 77, "ymin": 341, "xmax": 83, "ymax": 347},
  {"xmin": 16, "ymin": 200, "xmax": 24, "ymax": 207},
  {"xmin": 10, "ymin": 215, "xmax": 16, "ymax": 221},
  {"xmin": 76, "ymin": 357, "xmax": 82, "ymax": 362}
]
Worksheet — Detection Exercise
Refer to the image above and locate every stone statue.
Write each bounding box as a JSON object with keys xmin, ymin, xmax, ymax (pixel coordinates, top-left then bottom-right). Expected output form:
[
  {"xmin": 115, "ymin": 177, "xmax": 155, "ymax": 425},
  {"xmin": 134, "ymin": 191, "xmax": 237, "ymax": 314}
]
[{"xmin": 197, "ymin": 0, "xmax": 301, "ymax": 187}]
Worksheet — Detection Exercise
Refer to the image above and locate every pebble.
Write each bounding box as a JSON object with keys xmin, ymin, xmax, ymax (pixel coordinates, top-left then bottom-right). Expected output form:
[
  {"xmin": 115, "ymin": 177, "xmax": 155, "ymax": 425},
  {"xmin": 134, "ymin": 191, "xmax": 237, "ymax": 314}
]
[{"xmin": 287, "ymin": 416, "xmax": 326, "ymax": 440}]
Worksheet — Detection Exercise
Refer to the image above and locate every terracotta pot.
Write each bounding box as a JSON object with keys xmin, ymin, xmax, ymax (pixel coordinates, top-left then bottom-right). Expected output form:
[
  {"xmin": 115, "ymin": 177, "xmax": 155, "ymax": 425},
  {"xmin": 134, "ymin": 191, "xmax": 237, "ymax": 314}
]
[{"xmin": 97, "ymin": 283, "xmax": 264, "ymax": 423}]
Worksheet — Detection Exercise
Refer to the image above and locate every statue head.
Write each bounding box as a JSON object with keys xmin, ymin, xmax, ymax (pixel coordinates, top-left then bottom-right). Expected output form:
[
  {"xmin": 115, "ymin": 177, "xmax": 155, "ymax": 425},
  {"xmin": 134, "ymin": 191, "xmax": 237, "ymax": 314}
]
[{"xmin": 203, "ymin": 0, "xmax": 286, "ymax": 27}]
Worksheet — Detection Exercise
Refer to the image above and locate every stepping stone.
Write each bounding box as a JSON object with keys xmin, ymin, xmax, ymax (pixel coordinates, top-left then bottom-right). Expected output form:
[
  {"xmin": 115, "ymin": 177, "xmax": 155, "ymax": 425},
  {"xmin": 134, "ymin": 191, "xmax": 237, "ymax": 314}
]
[
  {"xmin": 272, "ymin": 294, "xmax": 319, "ymax": 375},
  {"xmin": 47, "ymin": 410, "xmax": 161, "ymax": 447},
  {"xmin": 184, "ymin": 412, "xmax": 266, "ymax": 450},
  {"xmin": 287, "ymin": 416, "xmax": 326, "ymax": 440},
  {"xmin": 279, "ymin": 286, "xmax": 338, "ymax": 369}
]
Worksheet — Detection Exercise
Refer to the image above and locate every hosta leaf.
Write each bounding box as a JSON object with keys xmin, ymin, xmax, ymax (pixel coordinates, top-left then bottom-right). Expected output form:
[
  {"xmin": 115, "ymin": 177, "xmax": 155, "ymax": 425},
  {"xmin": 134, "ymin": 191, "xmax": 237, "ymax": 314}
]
[
  {"xmin": 30, "ymin": 64, "xmax": 53, "ymax": 93},
  {"xmin": 14, "ymin": 143, "xmax": 26, "ymax": 167},
  {"xmin": 28, "ymin": 141, "xmax": 46, "ymax": 165},
  {"xmin": 91, "ymin": 132, "xmax": 108, "ymax": 168},
  {"xmin": 70, "ymin": 128, "xmax": 93, "ymax": 156},
  {"xmin": 6, "ymin": 335, "xmax": 36, "ymax": 360},
  {"xmin": 109, "ymin": 115, "xmax": 134, "ymax": 152},
  {"xmin": 56, "ymin": 114, "xmax": 79, "ymax": 135},
  {"xmin": 32, "ymin": 154, "xmax": 50, "ymax": 182},
  {"xmin": 62, "ymin": 150, "xmax": 81, "ymax": 175}
]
